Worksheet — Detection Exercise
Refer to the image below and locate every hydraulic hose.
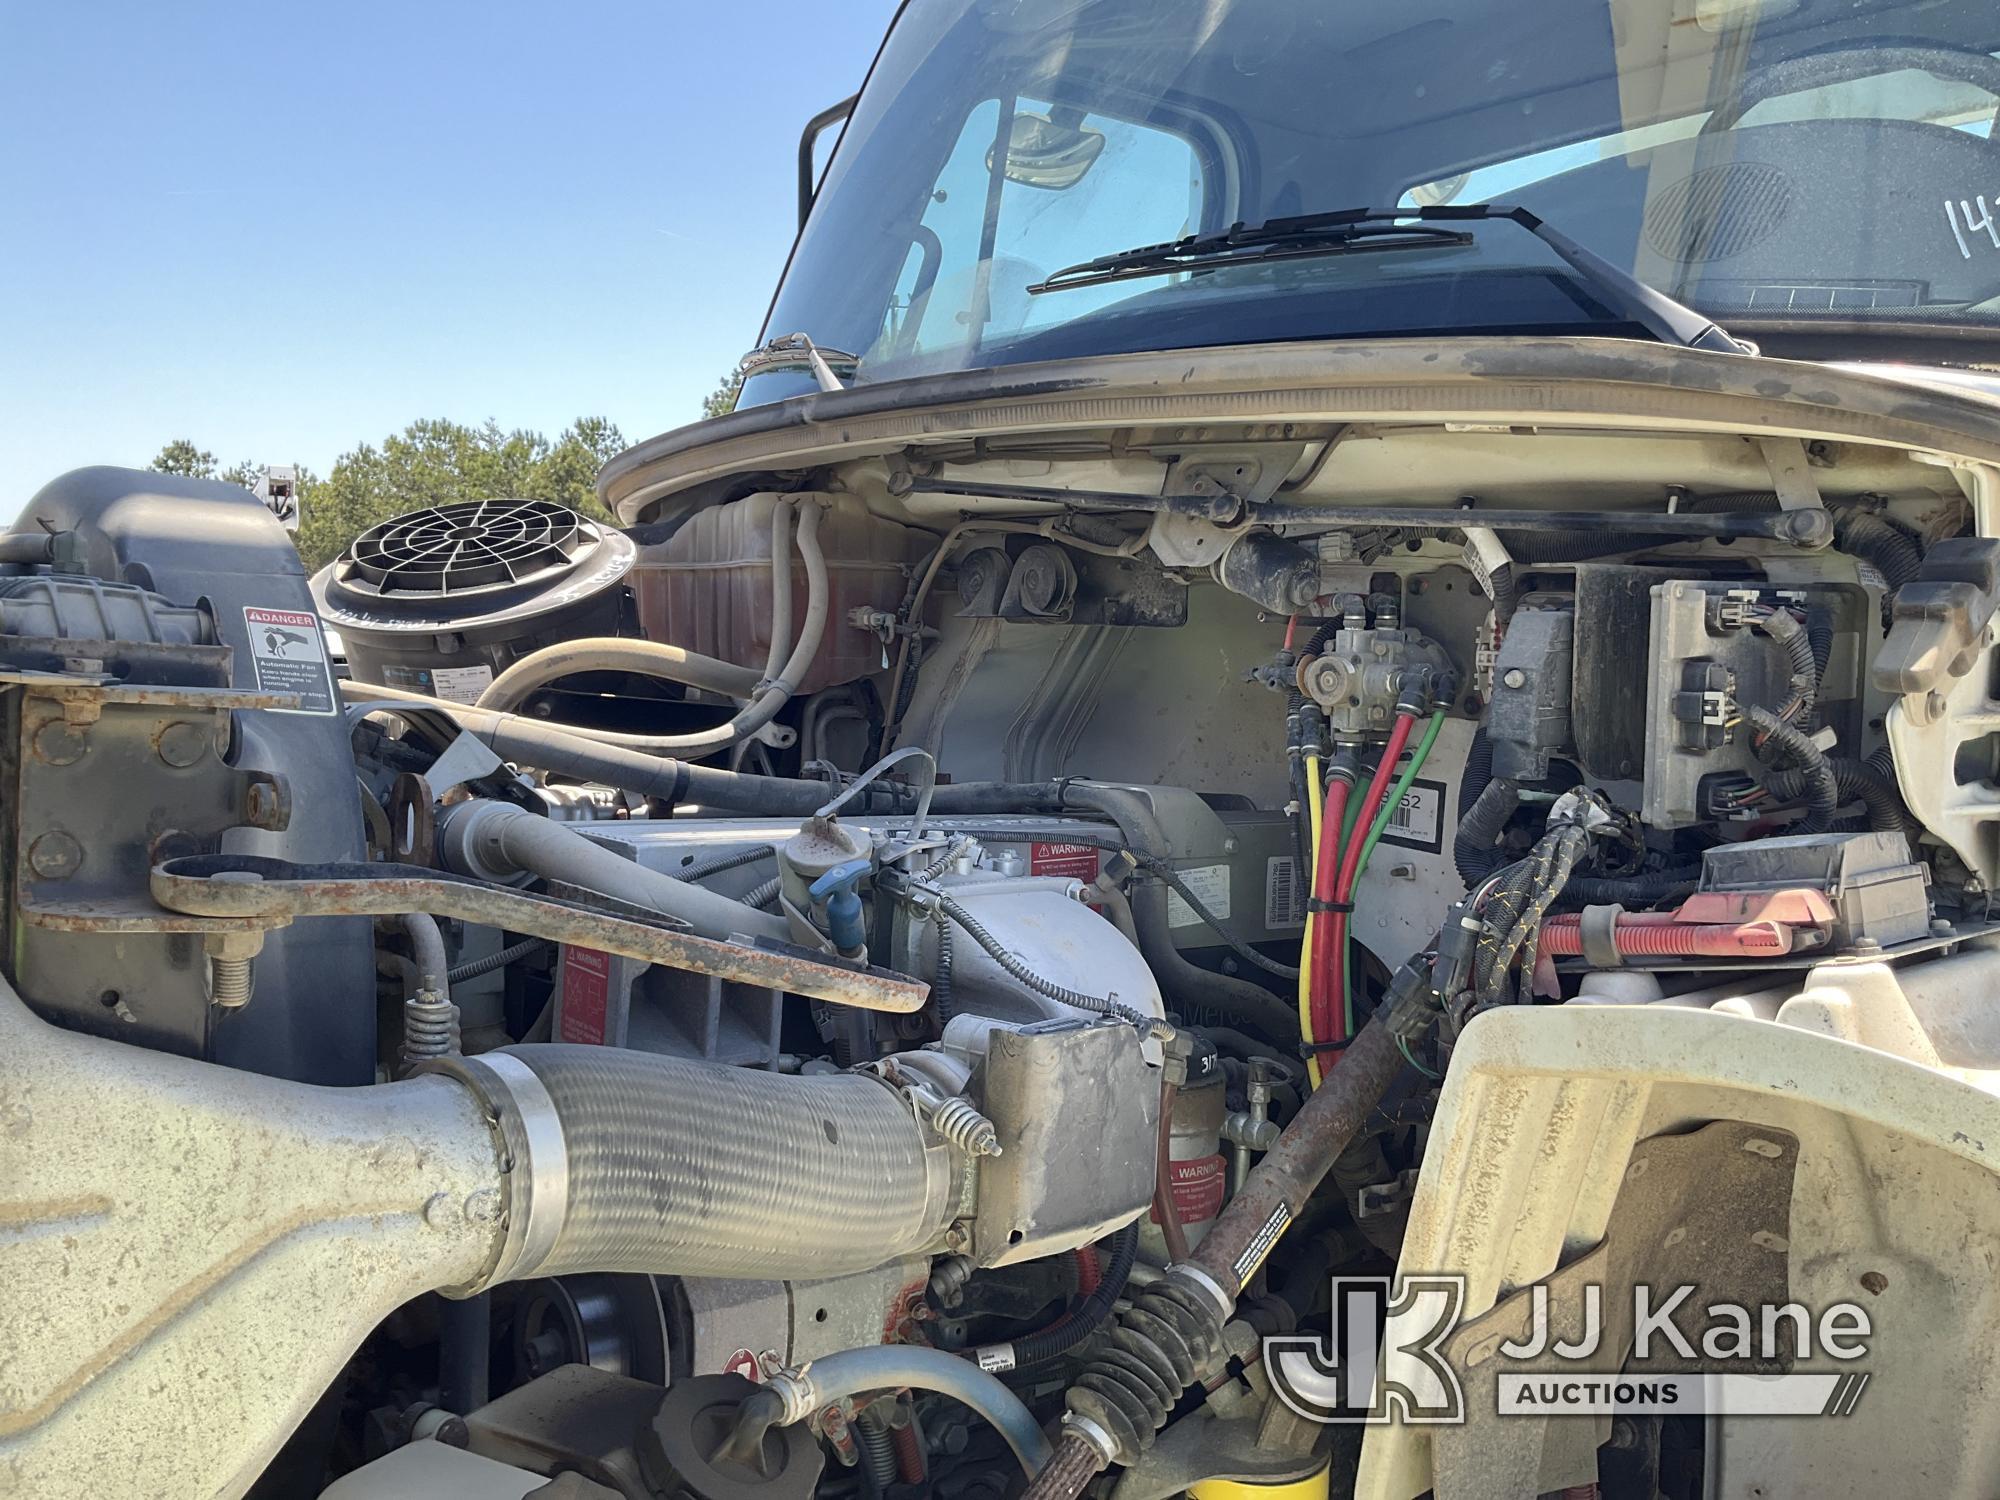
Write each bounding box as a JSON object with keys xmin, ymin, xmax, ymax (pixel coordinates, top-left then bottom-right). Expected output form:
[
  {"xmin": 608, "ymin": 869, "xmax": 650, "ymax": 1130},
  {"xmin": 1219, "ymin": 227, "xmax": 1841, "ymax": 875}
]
[
  {"xmin": 439, "ymin": 799, "xmax": 789, "ymax": 942},
  {"xmin": 475, "ymin": 637, "xmax": 762, "ymax": 712},
  {"xmin": 344, "ymin": 678, "xmax": 1068, "ymax": 817},
  {"xmin": 726, "ymin": 1344, "xmax": 1053, "ymax": 1478},
  {"xmin": 972, "ymin": 1223, "xmax": 1140, "ymax": 1373},
  {"xmin": 443, "ymin": 1042, "xmax": 957, "ymax": 1282},
  {"xmin": 399, "ymin": 911, "xmax": 449, "ymax": 996},
  {"xmin": 1027, "ymin": 1016, "xmax": 1407, "ymax": 1494}
]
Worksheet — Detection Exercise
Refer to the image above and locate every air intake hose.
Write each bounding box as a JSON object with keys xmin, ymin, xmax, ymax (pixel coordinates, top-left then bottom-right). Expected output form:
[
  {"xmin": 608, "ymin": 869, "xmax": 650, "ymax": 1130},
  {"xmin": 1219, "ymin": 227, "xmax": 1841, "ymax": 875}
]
[{"xmin": 441, "ymin": 1044, "xmax": 957, "ymax": 1283}]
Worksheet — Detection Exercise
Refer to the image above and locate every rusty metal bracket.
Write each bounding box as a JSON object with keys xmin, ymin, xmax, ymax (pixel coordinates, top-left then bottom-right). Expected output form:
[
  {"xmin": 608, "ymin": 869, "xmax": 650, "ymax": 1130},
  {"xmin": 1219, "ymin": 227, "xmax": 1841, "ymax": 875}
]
[{"xmin": 151, "ymin": 854, "xmax": 930, "ymax": 1014}]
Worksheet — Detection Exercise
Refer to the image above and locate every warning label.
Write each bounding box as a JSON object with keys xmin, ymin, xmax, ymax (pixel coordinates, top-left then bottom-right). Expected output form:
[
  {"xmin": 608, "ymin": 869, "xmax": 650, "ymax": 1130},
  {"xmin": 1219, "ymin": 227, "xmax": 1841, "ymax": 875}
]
[
  {"xmin": 381, "ymin": 661, "xmax": 494, "ymax": 705},
  {"xmin": 1150, "ymin": 1154, "xmax": 1227, "ymax": 1225},
  {"xmin": 1030, "ymin": 840, "xmax": 1102, "ymax": 880},
  {"xmin": 557, "ymin": 946, "xmax": 613, "ymax": 1045},
  {"xmin": 242, "ymin": 607, "xmax": 337, "ymax": 715},
  {"xmin": 1166, "ymin": 862, "xmax": 1231, "ymax": 929}
]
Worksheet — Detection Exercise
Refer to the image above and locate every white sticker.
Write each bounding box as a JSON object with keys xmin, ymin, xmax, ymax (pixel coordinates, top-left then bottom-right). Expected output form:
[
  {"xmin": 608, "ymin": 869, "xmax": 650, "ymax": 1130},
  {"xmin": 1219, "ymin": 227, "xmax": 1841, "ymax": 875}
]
[
  {"xmin": 1265, "ymin": 856, "xmax": 1305, "ymax": 928},
  {"xmin": 1166, "ymin": 862, "xmax": 1231, "ymax": 928},
  {"xmin": 1377, "ymin": 780, "xmax": 1444, "ymax": 851},
  {"xmin": 242, "ymin": 607, "xmax": 337, "ymax": 715},
  {"xmin": 430, "ymin": 663, "xmax": 495, "ymax": 705}
]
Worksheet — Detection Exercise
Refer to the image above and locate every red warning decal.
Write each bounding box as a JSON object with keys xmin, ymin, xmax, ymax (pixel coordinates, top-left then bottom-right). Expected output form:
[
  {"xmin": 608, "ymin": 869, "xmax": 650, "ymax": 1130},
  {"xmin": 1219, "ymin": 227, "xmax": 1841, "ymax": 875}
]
[
  {"xmin": 1030, "ymin": 840, "xmax": 1102, "ymax": 880},
  {"xmin": 557, "ymin": 946, "xmax": 612, "ymax": 1045},
  {"xmin": 722, "ymin": 1347, "xmax": 766, "ymax": 1382},
  {"xmin": 1150, "ymin": 1154, "xmax": 1228, "ymax": 1225}
]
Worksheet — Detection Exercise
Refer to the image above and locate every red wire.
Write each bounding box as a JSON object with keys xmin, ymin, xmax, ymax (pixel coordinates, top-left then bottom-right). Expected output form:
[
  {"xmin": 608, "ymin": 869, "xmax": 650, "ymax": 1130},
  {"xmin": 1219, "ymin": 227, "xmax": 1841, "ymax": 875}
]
[
  {"xmin": 1322, "ymin": 712, "xmax": 1418, "ymax": 1063},
  {"xmin": 1306, "ymin": 774, "xmax": 1351, "ymax": 1050},
  {"xmin": 1283, "ymin": 614, "xmax": 1299, "ymax": 650}
]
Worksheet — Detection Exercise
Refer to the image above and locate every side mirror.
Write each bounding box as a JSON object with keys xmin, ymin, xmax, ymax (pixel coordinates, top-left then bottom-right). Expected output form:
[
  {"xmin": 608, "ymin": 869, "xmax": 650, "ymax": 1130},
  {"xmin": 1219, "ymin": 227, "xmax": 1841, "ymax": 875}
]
[{"xmin": 988, "ymin": 110, "xmax": 1106, "ymax": 190}]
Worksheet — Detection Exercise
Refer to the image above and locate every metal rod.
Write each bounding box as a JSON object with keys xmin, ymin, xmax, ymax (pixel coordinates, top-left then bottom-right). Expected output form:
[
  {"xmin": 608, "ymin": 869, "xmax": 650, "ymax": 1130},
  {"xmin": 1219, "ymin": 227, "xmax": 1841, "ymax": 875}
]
[
  {"xmin": 902, "ymin": 477, "xmax": 1832, "ymax": 546},
  {"xmin": 150, "ymin": 854, "xmax": 929, "ymax": 1014}
]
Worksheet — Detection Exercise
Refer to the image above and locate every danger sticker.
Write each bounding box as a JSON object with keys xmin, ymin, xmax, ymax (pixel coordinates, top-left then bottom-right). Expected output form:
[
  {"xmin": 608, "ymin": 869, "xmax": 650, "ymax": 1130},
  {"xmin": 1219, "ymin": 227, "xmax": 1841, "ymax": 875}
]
[
  {"xmin": 242, "ymin": 607, "xmax": 336, "ymax": 715},
  {"xmin": 1150, "ymin": 1153, "xmax": 1228, "ymax": 1225},
  {"xmin": 557, "ymin": 946, "xmax": 613, "ymax": 1045},
  {"xmin": 1030, "ymin": 840, "xmax": 1102, "ymax": 880}
]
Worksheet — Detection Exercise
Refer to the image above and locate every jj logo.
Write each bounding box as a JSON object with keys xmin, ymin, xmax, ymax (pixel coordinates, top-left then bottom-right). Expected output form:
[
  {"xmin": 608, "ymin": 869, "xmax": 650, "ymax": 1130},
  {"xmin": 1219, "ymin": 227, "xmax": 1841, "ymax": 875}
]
[{"xmin": 1266, "ymin": 1276, "xmax": 1467, "ymax": 1424}]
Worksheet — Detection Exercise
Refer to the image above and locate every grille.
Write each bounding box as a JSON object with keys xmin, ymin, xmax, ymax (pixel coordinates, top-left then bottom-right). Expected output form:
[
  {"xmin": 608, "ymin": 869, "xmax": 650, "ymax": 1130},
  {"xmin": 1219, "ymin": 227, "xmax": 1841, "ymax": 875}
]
[
  {"xmin": 1642, "ymin": 161, "xmax": 1795, "ymax": 263},
  {"xmin": 339, "ymin": 499, "xmax": 594, "ymax": 600}
]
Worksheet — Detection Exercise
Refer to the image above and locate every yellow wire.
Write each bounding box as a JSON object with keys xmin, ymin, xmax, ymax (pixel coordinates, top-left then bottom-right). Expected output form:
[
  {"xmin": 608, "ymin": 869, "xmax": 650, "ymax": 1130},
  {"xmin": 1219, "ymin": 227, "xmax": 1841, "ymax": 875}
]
[{"xmin": 1300, "ymin": 752, "xmax": 1325, "ymax": 1087}]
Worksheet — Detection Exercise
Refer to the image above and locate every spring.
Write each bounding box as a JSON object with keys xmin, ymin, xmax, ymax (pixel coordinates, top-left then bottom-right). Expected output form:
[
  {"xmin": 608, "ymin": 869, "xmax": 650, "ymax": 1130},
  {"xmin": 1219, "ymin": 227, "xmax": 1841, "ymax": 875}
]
[
  {"xmin": 854, "ymin": 1411, "xmax": 898, "ymax": 1489},
  {"xmin": 1064, "ymin": 1278, "xmax": 1223, "ymax": 1465},
  {"xmin": 928, "ymin": 1096, "xmax": 1001, "ymax": 1158},
  {"xmin": 402, "ymin": 991, "xmax": 462, "ymax": 1067}
]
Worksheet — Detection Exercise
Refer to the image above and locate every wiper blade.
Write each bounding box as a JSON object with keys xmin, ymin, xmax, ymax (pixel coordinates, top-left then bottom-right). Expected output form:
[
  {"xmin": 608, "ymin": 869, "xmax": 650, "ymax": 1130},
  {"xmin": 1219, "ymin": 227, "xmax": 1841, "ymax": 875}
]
[
  {"xmin": 1031, "ymin": 202, "xmax": 1752, "ymax": 355},
  {"xmin": 1028, "ymin": 216, "xmax": 1473, "ymax": 294}
]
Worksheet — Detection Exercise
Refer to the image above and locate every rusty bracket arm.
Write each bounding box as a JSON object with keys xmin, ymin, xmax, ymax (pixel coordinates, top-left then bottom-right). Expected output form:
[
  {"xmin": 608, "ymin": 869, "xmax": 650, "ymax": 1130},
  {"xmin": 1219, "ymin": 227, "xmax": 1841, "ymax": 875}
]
[{"xmin": 150, "ymin": 854, "xmax": 929, "ymax": 1014}]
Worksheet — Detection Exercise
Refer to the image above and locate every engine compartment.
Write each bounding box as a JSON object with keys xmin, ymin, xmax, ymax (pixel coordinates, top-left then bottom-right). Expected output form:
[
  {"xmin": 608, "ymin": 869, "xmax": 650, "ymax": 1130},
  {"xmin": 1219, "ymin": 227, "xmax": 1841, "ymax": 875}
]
[{"xmin": 10, "ymin": 349, "xmax": 2000, "ymax": 1500}]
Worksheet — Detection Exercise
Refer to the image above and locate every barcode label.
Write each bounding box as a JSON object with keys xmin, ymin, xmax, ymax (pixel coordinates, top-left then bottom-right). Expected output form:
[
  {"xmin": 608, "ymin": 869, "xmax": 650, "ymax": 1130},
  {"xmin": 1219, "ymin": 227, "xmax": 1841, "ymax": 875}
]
[
  {"xmin": 1377, "ymin": 777, "xmax": 1446, "ymax": 854},
  {"xmin": 1265, "ymin": 856, "xmax": 1305, "ymax": 928}
]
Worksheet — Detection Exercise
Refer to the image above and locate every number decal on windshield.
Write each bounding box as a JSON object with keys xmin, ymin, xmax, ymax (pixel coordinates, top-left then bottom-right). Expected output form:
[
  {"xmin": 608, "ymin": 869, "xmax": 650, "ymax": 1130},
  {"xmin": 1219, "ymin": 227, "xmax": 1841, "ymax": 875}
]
[{"xmin": 1946, "ymin": 196, "xmax": 2000, "ymax": 258}]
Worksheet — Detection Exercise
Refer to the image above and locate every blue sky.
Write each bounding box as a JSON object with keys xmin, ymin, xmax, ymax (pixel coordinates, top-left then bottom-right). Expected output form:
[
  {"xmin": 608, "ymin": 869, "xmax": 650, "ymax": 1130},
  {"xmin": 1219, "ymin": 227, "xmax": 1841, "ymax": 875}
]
[{"xmin": 0, "ymin": 1, "xmax": 901, "ymax": 494}]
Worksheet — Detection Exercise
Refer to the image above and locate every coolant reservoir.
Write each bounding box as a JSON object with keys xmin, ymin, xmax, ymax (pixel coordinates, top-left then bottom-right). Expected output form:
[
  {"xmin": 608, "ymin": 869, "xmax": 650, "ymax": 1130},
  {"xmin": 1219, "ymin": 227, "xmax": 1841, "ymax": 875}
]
[{"xmin": 630, "ymin": 492, "xmax": 921, "ymax": 693}]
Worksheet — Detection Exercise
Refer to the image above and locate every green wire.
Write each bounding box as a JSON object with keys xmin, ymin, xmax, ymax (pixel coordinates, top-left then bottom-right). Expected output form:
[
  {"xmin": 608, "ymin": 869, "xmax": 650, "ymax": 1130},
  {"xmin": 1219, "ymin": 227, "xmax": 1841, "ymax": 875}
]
[
  {"xmin": 1341, "ymin": 711, "xmax": 1448, "ymax": 1041},
  {"xmin": 1396, "ymin": 1034, "xmax": 1442, "ymax": 1079}
]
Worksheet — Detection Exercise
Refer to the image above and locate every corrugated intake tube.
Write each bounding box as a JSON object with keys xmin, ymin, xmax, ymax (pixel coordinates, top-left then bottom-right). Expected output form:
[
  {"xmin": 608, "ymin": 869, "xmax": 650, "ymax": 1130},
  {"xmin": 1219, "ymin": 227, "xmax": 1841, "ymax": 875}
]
[{"xmin": 448, "ymin": 1043, "xmax": 955, "ymax": 1282}]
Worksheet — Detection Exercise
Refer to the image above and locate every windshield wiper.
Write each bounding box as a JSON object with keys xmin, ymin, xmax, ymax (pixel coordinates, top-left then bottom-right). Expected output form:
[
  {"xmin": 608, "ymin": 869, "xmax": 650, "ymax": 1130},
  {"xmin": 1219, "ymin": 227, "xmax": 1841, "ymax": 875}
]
[{"xmin": 1030, "ymin": 202, "xmax": 1752, "ymax": 355}]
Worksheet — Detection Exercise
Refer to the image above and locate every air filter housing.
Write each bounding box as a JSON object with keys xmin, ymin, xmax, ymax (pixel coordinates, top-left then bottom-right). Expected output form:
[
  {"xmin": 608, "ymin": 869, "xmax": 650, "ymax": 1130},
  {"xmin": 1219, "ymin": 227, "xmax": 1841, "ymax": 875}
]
[{"xmin": 313, "ymin": 499, "xmax": 635, "ymax": 700}]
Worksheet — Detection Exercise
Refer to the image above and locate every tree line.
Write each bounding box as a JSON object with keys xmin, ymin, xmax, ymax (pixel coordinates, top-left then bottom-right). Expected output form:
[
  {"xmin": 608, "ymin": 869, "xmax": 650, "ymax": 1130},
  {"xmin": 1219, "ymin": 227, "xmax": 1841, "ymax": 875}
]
[{"xmin": 148, "ymin": 417, "xmax": 629, "ymax": 570}]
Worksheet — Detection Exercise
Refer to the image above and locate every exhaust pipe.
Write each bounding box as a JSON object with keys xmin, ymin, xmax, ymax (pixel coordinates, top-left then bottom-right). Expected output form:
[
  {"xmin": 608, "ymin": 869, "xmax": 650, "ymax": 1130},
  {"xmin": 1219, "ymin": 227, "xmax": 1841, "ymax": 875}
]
[{"xmin": 0, "ymin": 978, "xmax": 955, "ymax": 1498}]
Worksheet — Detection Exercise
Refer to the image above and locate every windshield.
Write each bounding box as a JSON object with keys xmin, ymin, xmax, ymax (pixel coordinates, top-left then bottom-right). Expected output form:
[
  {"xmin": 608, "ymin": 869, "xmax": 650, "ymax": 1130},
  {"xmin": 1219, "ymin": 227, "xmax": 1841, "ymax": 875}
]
[{"xmin": 745, "ymin": 0, "xmax": 2000, "ymax": 405}]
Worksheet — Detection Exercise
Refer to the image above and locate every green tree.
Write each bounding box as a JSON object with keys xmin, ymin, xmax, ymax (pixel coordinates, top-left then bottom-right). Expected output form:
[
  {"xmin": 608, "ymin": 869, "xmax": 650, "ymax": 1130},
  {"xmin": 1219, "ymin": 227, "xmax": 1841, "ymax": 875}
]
[
  {"xmin": 701, "ymin": 371, "xmax": 743, "ymax": 420},
  {"xmin": 294, "ymin": 416, "xmax": 625, "ymax": 570},
  {"xmin": 148, "ymin": 439, "xmax": 218, "ymax": 479}
]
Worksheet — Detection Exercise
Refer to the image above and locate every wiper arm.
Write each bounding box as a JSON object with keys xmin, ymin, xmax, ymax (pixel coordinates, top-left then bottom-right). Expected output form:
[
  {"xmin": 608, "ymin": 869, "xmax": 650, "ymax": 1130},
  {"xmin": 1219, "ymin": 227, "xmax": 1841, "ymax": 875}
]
[
  {"xmin": 1030, "ymin": 202, "xmax": 1752, "ymax": 355},
  {"xmin": 1027, "ymin": 216, "xmax": 1474, "ymax": 295}
]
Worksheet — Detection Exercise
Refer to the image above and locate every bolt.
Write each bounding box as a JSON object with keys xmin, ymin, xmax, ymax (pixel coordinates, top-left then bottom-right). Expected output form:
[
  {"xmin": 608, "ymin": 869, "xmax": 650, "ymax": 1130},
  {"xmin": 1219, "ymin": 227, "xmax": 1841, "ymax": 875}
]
[
  {"xmin": 26, "ymin": 831, "xmax": 82, "ymax": 881},
  {"xmin": 942, "ymin": 1221, "xmax": 972, "ymax": 1253},
  {"xmin": 462, "ymin": 1188, "xmax": 504, "ymax": 1226},
  {"xmin": 1502, "ymin": 668, "xmax": 1527, "ymax": 689},
  {"xmin": 209, "ymin": 956, "xmax": 253, "ymax": 1008},
  {"xmin": 31, "ymin": 721, "xmax": 87, "ymax": 765},
  {"xmin": 154, "ymin": 720, "xmax": 210, "ymax": 768}
]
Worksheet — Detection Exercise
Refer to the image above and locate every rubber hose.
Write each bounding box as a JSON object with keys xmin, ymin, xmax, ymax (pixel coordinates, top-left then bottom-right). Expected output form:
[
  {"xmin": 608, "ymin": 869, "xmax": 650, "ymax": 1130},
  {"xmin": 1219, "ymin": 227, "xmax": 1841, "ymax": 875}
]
[
  {"xmin": 1453, "ymin": 775, "xmax": 1521, "ymax": 885},
  {"xmin": 1763, "ymin": 757, "xmax": 1909, "ymax": 834},
  {"xmin": 461, "ymin": 1043, "xmax": 955, "ymax": 1280},
  {"xmin": 762, "ymin": 497, "xmax": 796, "ymax": 689},
  {"xmin": 347, "ymin": 681, "xmax": 1075, "ymax": 818},
  {"xmin": 1746, "ymin": 706, "xmax": 1839, "ymax": 833},
  {"xmin": 440, "ymin": 800, "xmax": 789, "ymax": 943},
  {"xmin": 732, "ymin": 1345, "xmax": 1053, "ymax": 1478},
  {"xmin": 1060, "ymin": 784, "xmax": 1301, "ymax": 1042},
  {"xmin": 1006, "ymin": 1223, "xmax": 1139, "ymax": 1369},
  {"xmin": 475, "ymin": 637, "xmax": 761, "ymax": 713},
  {"xmin": 399, "ymin": 912, "xmax": 449, "ymax": 996},
  {"xmin": 1834, "ymin": 510, "xmax": 1925, "ymax": 590}
]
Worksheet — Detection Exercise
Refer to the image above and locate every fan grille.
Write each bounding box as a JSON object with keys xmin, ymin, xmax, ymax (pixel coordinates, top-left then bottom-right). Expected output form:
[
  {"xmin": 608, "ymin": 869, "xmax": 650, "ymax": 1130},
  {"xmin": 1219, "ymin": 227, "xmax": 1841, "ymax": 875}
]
[{"xmin": 340, "ymin": 499, "xmax": 595, "ymax": 599}]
